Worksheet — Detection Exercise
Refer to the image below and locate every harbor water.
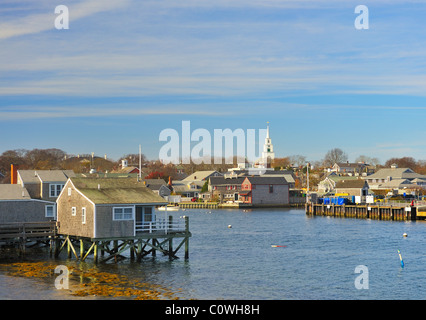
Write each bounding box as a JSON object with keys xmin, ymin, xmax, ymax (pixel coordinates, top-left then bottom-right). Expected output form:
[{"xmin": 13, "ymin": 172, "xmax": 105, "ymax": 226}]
[{"xmin": 1, "ymin": 207, "xmax": 426, "ymax": 300}]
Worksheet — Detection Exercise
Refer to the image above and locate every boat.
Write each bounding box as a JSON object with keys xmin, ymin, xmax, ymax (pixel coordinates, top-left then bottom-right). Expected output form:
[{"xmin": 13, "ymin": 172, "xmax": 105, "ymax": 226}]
[{"xmin": 157, "ymin": 206, "xmax": 180, "ymax": 211}]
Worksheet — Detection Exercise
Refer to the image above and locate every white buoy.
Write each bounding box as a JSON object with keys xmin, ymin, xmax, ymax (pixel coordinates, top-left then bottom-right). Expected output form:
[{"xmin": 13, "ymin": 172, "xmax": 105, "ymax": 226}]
[
  {"xmin": 403, "ymin": 233, "xmax": 408, "ymax": 237},
  {"xmin": 228, "ymin": 225, "xmax": 232, "ymax": 228}
]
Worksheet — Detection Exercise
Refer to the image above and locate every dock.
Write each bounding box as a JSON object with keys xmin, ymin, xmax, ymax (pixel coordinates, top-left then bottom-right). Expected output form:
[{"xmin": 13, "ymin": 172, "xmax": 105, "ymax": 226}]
[
  {"xmin": 306, "ymin": 202, "xmax": 417, "ymax": 221},
  {"xmin": 0, "ymin": 221, "xmax": 57, "ymax": 255},
  {"xmin": 0, "ymin": 216, "xmax": 191, "ymax": 263}
]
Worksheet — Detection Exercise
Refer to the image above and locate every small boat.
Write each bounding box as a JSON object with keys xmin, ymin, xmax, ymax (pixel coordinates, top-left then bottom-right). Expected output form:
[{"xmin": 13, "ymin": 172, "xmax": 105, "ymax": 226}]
[{"xmin": 157, "ymin": 206, "xmax": 179, "ymax": 211}]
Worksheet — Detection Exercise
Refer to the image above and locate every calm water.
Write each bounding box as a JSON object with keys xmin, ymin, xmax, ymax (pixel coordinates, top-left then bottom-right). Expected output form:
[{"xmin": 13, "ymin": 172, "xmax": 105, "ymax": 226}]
[{"xmin": 1, "ymin": 208, "xmax": 426, "ymax": 300}]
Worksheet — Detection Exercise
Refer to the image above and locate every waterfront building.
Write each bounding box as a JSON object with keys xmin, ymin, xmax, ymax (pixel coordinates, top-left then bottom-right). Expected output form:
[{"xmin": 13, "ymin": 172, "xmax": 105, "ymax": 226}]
[
  {"xmin": 0, "ymin": 184, "xmax": 56, "ymax": 223},
  {"xmin": 56, "ymin": 177, "xmax": 167, "ymax": 239},
  {"xmin": 239, "ymin": 176, "xmax": 289, "ymax": 206}
]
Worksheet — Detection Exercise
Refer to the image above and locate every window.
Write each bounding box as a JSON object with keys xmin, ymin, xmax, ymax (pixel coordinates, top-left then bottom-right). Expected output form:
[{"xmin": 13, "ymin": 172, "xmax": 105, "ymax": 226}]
[
  {"xmin": 45, "ymin": 205, "xmax": 55, "ymax": 218},
  {"xmin": 113, "ymin": 207, "xmax": 134, "ymax": 221},
  {"xmin": 82, "ymin": 207, "xmax": 86, "ymax": 224},
  {"xmin": 49, "ymin": 184, "xmax": 64, "ymax": 197},
  {"xmin": 144, "ymin": 207, "xmax": 153, "ymax": 222},
  {"xmin": 68, "ymin": 187, "xmax": 72, "ymax": 196},
  {"xmin": 269, "ymin": 185, "xmax": 274, "ymax": 193},
  {"xmin": 71, "ymin": 207, "xmax": 76, "ymax": 216}
]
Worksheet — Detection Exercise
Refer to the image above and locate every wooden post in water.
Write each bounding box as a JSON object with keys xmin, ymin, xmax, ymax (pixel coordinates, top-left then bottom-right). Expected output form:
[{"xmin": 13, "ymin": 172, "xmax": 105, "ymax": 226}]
[
  {"xmin": 168, "ymin": 215, "xmax": 173, "ymax": 258},
  {"xmin": 185, "ymin": 216, "xmax": 189, "ymax": 260},
  {"xmin": 80, "ymin": 239, "xmax": 84, "ymax": 259}
]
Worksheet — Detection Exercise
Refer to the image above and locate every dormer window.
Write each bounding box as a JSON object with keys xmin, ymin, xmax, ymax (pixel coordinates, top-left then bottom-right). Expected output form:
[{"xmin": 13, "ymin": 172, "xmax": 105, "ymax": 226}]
[{"xmin": 50, "ymin": 184, "xmax": 64, "ymax": 197}]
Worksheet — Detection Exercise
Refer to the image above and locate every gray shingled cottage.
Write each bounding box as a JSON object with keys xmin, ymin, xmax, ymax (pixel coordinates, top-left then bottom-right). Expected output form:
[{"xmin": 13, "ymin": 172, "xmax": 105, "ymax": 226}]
[
  {"xmin": 56, "ymin": 177, "xmax": 167, "ymax": 239},
  {"xmin": 0, "ymin": 185, "xmax": 56, "ymax": 223}
]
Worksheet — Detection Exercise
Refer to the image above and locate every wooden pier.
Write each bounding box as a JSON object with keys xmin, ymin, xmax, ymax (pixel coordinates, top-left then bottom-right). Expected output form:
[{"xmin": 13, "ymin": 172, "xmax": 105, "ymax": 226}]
[
  {"xmin": 53, "ymin": 215, "xmax": 191, "ymax": 263},
  {"xmin": 0, "ymin": 216, "xmax": 191, "ymax": 263},
  {"xmin": 0, "ymin": 221, "xmax": 57, "ymax": 255},
  {"xmin": 306, "ymin": 203, "xmax": 417, "ymax": 221}
]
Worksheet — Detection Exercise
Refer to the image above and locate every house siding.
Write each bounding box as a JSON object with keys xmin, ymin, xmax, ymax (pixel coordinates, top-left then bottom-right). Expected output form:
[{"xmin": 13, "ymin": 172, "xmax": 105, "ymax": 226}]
[
  {"xmin": 56, "ymin": 181, "xmax": 95, "ymax": 238},
  {"xmin": 95, "ymin": 205, "xmax": 134, "ymax": 238},
  {"xmin": 251, "ymin": 184, "xmax": 289, "ymax": 205},
  {"xmin": 0, "ymin": 200, "xmax": 55, "ymax": 223}
]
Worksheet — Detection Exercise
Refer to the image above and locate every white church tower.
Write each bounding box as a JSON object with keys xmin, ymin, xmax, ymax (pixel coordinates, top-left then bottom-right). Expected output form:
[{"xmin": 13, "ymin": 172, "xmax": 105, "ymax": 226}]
[{"xmin": 260, "ymin": 122, "xmax": 275, "ymax": 168}]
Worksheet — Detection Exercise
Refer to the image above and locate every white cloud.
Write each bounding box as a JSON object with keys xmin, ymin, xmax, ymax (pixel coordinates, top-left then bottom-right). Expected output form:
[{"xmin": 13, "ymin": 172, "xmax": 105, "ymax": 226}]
[{"xmin": 0, "ymin": 0, "xmax": 130, "ymax": 40}]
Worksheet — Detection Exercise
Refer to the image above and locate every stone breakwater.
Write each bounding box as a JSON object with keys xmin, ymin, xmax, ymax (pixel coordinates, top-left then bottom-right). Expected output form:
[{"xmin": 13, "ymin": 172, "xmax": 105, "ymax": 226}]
[{"xmin": 0, "ymin": 261, "xmax": 181, "ymax": 300}]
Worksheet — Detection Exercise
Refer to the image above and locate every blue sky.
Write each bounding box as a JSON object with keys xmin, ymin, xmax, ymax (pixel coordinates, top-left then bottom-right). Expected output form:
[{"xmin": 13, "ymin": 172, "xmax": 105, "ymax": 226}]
[{"xmin": 1, "ymin": 0, "xmax": 426, "ymax": 164}]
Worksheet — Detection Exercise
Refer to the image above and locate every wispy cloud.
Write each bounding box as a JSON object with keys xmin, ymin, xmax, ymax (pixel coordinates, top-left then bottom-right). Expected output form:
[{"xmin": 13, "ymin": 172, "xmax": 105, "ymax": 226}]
[{"xmin": 0, "ymin": 0, "xmax": 130, "ymax": 40}]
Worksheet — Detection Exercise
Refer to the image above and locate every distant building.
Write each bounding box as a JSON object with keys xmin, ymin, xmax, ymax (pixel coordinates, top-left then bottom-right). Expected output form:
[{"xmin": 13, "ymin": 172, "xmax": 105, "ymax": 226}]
[
  {"xmin": 364, "ymin": 164, "xmax": 426, "ymax": 191},
  {"xmin": 334, "ymin": 179, "xmax": 369, "ymax": 197},
  {"xmin": 209, "ymin": 176, "xmax": 246, "ymax": 203},
  {"xmin": 256, "ymin": 122, "xmax": 275, "ymax": 169},
  {"xmin": 331, "ymin": 162, "xmax": 374, "ymax": 176},
  {"xmin": 16, "ymin": 169, "xmax": 75, "ymax": 201},
  {"xmin": 239, "ymin": 176, "xmax": 289, "ymax": 206}
]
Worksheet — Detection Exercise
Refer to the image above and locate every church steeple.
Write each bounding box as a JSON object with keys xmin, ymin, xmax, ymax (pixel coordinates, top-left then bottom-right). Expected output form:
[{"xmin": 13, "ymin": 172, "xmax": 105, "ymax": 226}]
[{"xmin": 261, "ymin": 121, "xmax": 275, "ymax": 168}]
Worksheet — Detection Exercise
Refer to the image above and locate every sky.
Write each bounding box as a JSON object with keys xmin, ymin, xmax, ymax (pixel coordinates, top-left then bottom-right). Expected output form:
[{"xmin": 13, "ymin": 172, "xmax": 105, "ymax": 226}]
[{"xmin": 1, "ymin": 0, "xmax": 426, "ymax": 164}]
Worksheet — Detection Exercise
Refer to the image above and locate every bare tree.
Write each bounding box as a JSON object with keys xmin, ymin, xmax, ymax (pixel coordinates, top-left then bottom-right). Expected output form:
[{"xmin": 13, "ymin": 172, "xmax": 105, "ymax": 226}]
[{"xmin": 323, "ymin": 148, "xmax": 348, "ymax": 167}]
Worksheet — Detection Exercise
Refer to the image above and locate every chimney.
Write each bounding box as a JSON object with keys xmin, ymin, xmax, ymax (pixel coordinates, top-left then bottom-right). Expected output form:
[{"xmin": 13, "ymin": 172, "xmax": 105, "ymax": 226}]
[
  {"xmin": 11, "ymin": 164, "xmax": 18, "ymax": 184},
  {"xmin": 168, "ymin": 176, "xmax": 172, "ymax": 186}
]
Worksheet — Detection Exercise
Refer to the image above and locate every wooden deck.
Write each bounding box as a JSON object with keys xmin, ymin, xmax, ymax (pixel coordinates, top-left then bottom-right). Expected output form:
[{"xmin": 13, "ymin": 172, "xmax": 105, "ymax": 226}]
[{"xmin": 0, "ymin": 221, "xmax": 56, "ymax": 242}]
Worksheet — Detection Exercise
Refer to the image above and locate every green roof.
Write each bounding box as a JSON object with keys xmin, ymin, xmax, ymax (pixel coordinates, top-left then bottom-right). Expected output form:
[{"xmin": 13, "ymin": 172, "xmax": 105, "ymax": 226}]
[{"xmin": 70, "ymin": 177, "xmax": 167, "ymax": 205}]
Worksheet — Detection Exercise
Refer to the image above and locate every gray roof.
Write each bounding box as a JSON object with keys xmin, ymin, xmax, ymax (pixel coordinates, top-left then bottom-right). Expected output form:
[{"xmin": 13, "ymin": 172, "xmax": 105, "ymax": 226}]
[
  {"xmin": 0, "ymin": 185, "xmax": 31, "ymax": 200},
  {"xmin": 366, "ymin": 168, "xmax": 425, "ymax": 180},
  {"xmin": 209, "ymin": 176, "xmax": 246, "ymax": 186},
  {"xmin": 244, "ymin": 176, "xmax": 288, "ymax": 185},
  {"xmin": 335, "ymin": 179, "xmax": 368, "ymax": 189},
  {"xmin": 19, "ymin": 170, "xmax": 75, "ymax": 184},
  {"xmin": 183, "ymin": 170, "xmax": 223, "ymax": 182},
  {"xmin": 69, "ymin": 177, "xmax": 167, "ymax": 205}
]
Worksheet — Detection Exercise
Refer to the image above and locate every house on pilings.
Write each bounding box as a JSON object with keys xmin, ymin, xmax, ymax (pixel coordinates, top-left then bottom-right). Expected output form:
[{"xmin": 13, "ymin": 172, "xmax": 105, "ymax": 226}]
[
  {"xmin": 56, "ymin": 177, "xmax": 191, "ymax": 262},
  {"xmin": 56, "ymin": 177, "xmax": 168, "ymax": 239}
]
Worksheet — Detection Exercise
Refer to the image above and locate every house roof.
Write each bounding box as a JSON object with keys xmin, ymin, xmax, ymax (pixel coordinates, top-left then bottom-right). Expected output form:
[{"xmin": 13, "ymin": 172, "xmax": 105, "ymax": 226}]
[
  {"xmin": 209, "ymin": 176, "xmax": 246, "ymax": 186},
  {"xmin": 69, "ymin": 177, "xmax": 167, "ymax": 205},
  {"xmin": 366, "ymin": 167, "xmax": 425, "ymax": 180},
  {"xmin": 19, "ymin": 170, "xmax": 75, "ymax": 184},
  {"xmin": 378, "ymin": 179, "xmax": 415, "ymax": 189},
  {"xmin": 244, "ymin": 176, "xmax": 288, "ymax": 185},
  {"xmin": 0, "ymin": 185, "xmax": 32, "ymax": 200},
  {"xmin": 183, "ymin": 170, "xmax": 222, "ymax": 182},
  {"xmin": 335, "ymin": 179, "xmax": 368, "ymax": 189}
]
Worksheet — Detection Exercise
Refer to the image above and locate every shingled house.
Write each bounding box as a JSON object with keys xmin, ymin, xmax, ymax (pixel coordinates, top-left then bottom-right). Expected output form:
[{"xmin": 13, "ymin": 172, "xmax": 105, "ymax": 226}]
[
  {"xmin": 16, "ymin": 169, "xmax": 75, "ymax": 201},
  {"xmin": 56, "ymin": 177, "xmax": 167, "ymax": 239},
  {"xmin": 0, "ymin": 184, "xmax": 56, "ymax": 223},
  {"xmin": 239, "ymin": 176, "xmax": 289, "ymax": 206}
]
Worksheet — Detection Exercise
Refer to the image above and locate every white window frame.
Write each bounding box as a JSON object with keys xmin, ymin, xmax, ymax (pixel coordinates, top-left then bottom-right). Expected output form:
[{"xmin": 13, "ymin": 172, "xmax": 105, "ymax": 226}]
[
  {"xmin": 82, "ymin": 207, "xmax": 86, "ymax": 224},
  {"xmin": 113, "ymin": 207, "xmax": 134, "ymax": 221},
  {"xmin": 68, "ymin": 187, "xmax": 72, "ymax": 196},
  {"xmin": 49, "ymin": 183, "xmax": 65, "ymax": 197},
  {"xmin": 45, "ymin": 205, "xmax": 55, "ymax": 218},
  {"xmin": 71, "ymin": 207, "xmax": 76, "ymax": 216}
]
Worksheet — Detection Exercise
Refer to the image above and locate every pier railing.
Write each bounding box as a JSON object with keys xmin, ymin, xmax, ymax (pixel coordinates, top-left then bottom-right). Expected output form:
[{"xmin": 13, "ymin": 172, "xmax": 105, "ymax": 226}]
[
  {"xmin": 0, "ymin": 221, "xmax": 57, "ymax": 242},
  {"xmin": 135, "ymin": 217, "xmax": 187, "ymax": 234}
]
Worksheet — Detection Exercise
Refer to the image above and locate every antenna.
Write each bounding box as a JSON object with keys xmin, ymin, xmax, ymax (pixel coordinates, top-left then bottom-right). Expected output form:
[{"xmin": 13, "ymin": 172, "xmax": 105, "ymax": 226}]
[{"xmin": 139, "ymin": 144, "xmax": 142, "ymax": 181}]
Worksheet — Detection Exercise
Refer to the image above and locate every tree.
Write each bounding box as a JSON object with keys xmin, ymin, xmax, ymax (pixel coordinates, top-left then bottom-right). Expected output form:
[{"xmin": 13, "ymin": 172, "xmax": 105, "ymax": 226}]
[
  {"xmin": 323, "ymin": 148, "xmax": 348, "ymax": 167},
  {"xmin": 384, "ymin": 157, "xmax": 417, "ymax": 169}
]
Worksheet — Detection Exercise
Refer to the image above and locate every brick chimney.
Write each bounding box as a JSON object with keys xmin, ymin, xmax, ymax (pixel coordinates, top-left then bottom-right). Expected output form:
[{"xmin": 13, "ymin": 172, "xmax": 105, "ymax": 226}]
[{"xmin": 11, "ymin": 164, "xmax": 18, "ymax": 184}]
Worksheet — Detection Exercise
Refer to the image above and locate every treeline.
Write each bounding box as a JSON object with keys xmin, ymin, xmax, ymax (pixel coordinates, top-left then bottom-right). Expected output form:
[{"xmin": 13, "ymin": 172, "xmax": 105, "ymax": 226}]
[
  {"xmin": 2, "ymin": 147, "xmax": 426, "ymax": 184},
  {"xmin": 0, "ymin": 148, "xmax": 236, "ymax": 184}
]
